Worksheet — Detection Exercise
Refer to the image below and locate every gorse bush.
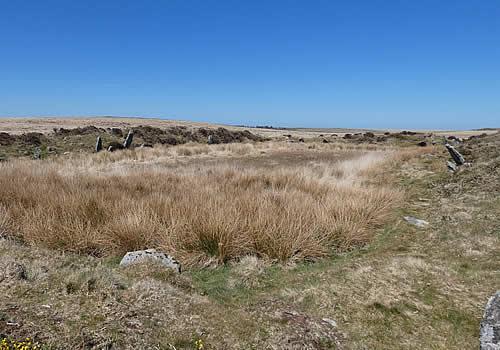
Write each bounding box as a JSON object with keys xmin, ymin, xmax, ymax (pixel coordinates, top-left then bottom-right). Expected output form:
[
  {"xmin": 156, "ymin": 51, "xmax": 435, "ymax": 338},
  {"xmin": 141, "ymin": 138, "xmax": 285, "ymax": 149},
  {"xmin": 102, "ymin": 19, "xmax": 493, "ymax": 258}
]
[{"xmin": 0, "ymin": 146, "xmax": 401, "ymax": 266}]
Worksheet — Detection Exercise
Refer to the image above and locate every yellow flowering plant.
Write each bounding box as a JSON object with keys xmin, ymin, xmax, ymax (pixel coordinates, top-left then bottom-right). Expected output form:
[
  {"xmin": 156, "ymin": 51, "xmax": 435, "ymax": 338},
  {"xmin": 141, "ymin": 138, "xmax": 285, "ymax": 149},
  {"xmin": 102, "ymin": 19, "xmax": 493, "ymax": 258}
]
[
  {"xmin": 0, "ymin": 337, "xmax": 41, "ymax": 350},
  {"xmin": 194, "ymin": 339, "xmax": 204, "ymax": 350}
]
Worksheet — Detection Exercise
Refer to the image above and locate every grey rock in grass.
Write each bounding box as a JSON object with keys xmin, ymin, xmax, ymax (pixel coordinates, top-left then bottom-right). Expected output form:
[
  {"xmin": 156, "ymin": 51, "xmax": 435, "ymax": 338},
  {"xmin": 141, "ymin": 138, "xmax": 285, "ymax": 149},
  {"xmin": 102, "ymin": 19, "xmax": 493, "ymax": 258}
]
[
  {"xmin": 321, "ymin": 318, "xmax": 337, "ymax": 328},
  {"xmin": 447, "ymin": 161, "xmax": 458, "ymax": 172},
  {"xmin": 123, "ymin": 130, "xmax": 134, "ymax": 149},
  {"xmin": 207, "ymin": 135, "xmax": 214, "ymax": 144},
  {"xmin": 33, "ymin": 147, "xmax": 41, "ymax": 160},
  {"xmin": 119, "ymin": 249, "xmax": 181, "ymax": 273},
  {"xmin": 403, "ymin": 216, "xmax": 429, "ymax": 228},
  {"xmin": 95, "ymin": 136, "xmax": 103, "ymax": 152},
  {"xmin": 481, "ymin": 291, "xmax": 500, "ymax": 350},
  {"xmin": 445, "ymin": 143, "xmax": 465, "ymax": 166}
]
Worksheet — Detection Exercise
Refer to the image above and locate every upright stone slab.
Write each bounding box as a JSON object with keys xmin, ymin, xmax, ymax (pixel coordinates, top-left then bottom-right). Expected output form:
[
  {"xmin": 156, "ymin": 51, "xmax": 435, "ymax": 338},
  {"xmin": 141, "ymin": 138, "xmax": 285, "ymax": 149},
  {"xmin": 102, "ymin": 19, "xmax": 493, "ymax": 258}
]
[
  {"xmin": 95, "ymin": 136, "xmax": 103, "ymax": 152},
  {"xmin": 119, "ymin": 249, "xmax": 181, "ymax": 273},
  {"xmin": 445, "ymin": 143, "xmax": 465, "ymax": 166},
  {"xmin": 123, "ymin": 130, "xmax": 134, "ymax": 149},
  {"xmin": 480, "ymin": 291, "xmax": 500, "ymax": 350}
]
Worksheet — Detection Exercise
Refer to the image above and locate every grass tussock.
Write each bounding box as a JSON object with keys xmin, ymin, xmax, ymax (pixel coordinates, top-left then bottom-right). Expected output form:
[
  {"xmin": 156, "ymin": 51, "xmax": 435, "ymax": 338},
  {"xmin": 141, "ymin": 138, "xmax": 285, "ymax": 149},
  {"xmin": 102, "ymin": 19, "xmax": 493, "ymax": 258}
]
[{"xmin": 0, "ymin": 145, "xmax": 402, "ymax": 266}]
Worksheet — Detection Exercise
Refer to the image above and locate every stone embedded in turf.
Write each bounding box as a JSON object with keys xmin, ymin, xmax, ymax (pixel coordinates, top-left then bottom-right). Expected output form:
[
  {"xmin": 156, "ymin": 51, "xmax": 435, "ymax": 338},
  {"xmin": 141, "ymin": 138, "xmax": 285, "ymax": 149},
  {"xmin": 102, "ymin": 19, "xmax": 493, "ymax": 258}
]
[
  {"xmin": 447, "ymin": 161, "xmax": 458, "ymax": 172},
  {"xmin": 403, "ymin": 216, "xmax": 429, "ymax": 228},
  {"xmin": 119, "ymin": 249, "xmax": 181, "ymax": 273}
]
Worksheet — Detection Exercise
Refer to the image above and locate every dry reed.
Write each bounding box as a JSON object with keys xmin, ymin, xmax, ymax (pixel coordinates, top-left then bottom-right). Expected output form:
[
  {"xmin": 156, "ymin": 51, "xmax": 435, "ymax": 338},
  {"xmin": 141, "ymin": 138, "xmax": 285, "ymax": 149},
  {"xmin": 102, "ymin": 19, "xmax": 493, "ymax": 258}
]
[{"xmin": 0, "ymin": 143, "xmax": 402, "ymax": 266}]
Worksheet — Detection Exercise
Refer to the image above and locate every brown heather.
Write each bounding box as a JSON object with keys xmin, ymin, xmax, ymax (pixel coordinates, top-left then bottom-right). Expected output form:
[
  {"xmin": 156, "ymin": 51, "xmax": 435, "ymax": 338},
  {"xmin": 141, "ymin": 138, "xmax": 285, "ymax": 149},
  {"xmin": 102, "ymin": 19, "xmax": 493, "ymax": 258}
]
[{"xmin": 0, "ymin": 142, "xmax": 402, "ymax": 266}]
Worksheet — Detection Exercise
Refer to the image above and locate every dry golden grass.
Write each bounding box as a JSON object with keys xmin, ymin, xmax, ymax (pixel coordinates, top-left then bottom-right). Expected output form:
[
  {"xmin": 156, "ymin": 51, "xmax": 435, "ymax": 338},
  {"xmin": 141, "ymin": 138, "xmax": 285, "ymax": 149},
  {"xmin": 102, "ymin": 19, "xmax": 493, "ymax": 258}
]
[{"xmin": 0, "ymin": 142, "xmax": 402, "ymax": 266}]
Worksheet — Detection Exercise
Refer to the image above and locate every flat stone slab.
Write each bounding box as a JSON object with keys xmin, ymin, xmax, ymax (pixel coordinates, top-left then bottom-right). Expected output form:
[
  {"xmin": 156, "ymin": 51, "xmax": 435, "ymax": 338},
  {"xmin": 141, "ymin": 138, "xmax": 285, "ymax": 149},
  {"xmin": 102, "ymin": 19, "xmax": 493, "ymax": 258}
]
[
  {"xmin": 119, "ymin": 249, "xmax": 181, "ymax": 273},
  {"xmin": 481, "ymin": 291, "xmax": 500, "ymax": 350},
  {"xmin": 403, "ymin": 216, "xmax": 429, "ymax": 228}
]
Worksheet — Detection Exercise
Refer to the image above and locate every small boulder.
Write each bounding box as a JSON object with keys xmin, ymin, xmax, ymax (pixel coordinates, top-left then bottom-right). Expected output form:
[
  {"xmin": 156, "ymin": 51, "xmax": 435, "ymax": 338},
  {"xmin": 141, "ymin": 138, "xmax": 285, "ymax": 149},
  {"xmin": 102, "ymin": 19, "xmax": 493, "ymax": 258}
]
[
  {"xmin": 119, "ymin": 249, "xmax": 181, "ymax": 273},
  {"xmin": 107, "ymin": 142, "xmax": 125, "ymax": 152},
  {"xmin": 480, "ymin": 291, "xmax": 500, "ymax": 350},
  {"xmin": 33, "ymin": 147, "xmax": 41, "ymax": 160},
  {"xmin": 447, "ymin": 161, "xmax": 458, "ymax": 173},
  {"xmin": 417, "ymin": 141, "xmax": 427, "ymax": 147},
  {"xmin": 322, "ymin": 318, "xmax": 337, "ymax": 328},
  {"xmin": 403, "ymin": 216, "xmax": 429, "ymax": 228}
]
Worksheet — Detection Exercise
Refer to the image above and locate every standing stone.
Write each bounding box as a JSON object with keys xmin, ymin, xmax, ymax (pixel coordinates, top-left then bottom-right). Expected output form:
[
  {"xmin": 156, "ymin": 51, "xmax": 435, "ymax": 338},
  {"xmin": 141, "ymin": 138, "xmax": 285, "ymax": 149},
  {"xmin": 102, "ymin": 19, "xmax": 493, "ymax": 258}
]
[
  {"xmin": 445, "ymin": 143, "xmax": 465, "ymax": 166},
  {"xmin": 123, "ymin": 131, "xmax": 134, "ymax": 149},
  {"xmin": 95, "ymin": 136, "xmax": 103, "ymax": 152},
  {"xmin": 480, "ymin": 291, "xmax": 500, "ymax": 350},
  {"xmin": 207, "ymin": 135, "xmax": 214, "ymax": 144}
]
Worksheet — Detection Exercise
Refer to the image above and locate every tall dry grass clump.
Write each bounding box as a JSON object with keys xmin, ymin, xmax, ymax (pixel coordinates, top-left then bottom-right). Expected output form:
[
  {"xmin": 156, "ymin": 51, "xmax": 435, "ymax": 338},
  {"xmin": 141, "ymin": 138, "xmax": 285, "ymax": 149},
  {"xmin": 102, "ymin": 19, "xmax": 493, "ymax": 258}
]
[{"xmin": 0, "ymin": 145, "xmax": 402, "ymax": 266}]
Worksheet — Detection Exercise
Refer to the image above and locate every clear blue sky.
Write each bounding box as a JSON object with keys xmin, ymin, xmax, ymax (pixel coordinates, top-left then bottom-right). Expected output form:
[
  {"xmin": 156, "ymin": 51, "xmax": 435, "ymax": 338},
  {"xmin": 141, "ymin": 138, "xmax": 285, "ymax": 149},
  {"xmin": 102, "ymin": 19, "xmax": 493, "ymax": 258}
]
[{"xmin": 1, "ymin": 0, "xmax": 499, "ymax": 129}]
